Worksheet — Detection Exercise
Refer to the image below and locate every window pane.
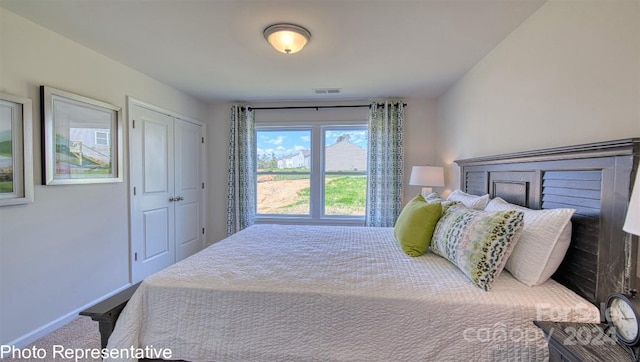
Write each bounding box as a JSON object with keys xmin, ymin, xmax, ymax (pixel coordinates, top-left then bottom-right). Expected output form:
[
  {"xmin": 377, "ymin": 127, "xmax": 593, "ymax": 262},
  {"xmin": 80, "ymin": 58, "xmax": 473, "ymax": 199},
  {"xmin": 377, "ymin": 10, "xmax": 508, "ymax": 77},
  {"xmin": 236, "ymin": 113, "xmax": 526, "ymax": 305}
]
[
  {"xmin": 324, "ymin": 130, "xmax": 367, "ymax": 172},
  {"xmin": 324, "ymin": 175, "xmax": 366, "ymax": 215},
  {"xmin": 95, "ymin": 131, "xmax": 110, "ymax": 146},
  {"xmin": 324, "ymin": 129, "xmax": 368, "ymax": 216},
  {"xmin": 257, "ymin": 173, "xmax": 310, "ymax": 214},
  {"xmin": 257, "ymin": 129, "xmax": 311, "ymax": 215}
]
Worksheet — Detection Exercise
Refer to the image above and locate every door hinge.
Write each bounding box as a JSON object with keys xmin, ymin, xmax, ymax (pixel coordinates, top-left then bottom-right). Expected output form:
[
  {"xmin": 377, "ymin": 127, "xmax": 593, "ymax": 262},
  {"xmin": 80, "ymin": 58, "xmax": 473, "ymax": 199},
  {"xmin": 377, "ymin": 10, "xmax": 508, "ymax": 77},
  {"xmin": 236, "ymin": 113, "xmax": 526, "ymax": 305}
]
[
  {"xmin": 202, "ymin": 182, "xmax": 205, "ymax": 189},
  {"xmin": 202, "ymin": 137, "xmax": 205, "ymax": 144},
  {"xmin": 202, "ymin": 227, "xmax": 205, "ymax": 235},
  {"xmin": 134, "ymin": 252, "xmax": 138, "ymax": 261},
  {"xmin": 132, "ymin": 119, "xmax": 135, "ymax": 129},
  {"xmin": 133, "ymin": 186, "xmax": 136, "ymax": 196}
]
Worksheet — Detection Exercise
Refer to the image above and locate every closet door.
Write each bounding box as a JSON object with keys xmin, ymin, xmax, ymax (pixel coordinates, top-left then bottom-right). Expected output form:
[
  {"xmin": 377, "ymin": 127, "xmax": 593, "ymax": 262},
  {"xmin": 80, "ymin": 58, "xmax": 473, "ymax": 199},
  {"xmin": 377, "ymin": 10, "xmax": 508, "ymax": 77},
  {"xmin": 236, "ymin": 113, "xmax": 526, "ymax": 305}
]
[
  {"xmin": 174, "ymin": 118, "xmax": 204, "ymax": 261},
  {"xmin": 130, "ymin": 104, "xmax": 176, "ymax": 283}
]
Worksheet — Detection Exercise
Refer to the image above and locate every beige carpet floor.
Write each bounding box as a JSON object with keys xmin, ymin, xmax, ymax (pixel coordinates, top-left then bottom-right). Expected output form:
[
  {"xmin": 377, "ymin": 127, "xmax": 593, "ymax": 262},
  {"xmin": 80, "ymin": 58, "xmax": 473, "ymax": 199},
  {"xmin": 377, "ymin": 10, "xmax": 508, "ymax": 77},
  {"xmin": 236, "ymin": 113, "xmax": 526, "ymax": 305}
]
[{"xmin": 2, "ymin": 317, "xmax": 101, "ymax": 361}]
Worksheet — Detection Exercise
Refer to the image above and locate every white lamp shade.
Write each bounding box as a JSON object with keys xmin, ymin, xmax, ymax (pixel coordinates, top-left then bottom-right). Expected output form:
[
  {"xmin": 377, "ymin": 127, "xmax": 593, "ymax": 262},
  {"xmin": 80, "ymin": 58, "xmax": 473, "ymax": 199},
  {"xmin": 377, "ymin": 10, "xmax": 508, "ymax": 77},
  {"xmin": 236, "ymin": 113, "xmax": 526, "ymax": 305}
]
[
  {"xmin": 264, "ymin": 24, "xmax": 311, "ymax": 54},
  {"xmin": 409, "ymin": 166, "xmax": 444, "ymax": 187},
  {"xmin": 624, "ymin": 171, "xmax": 640, "ymax": 236}
]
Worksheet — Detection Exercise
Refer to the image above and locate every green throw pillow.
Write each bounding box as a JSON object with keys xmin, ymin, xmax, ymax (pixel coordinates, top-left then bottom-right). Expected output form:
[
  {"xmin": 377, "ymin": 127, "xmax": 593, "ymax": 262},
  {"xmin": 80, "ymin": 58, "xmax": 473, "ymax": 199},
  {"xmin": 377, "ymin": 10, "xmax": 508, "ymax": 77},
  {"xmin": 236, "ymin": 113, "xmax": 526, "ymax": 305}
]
[
  {"xmin": 431, "ymin": 205, "xmax": 525, "ymax": 291},
  {"xmin": 394, "ymin": 194, "xmax": 442, "ymax": 257}
]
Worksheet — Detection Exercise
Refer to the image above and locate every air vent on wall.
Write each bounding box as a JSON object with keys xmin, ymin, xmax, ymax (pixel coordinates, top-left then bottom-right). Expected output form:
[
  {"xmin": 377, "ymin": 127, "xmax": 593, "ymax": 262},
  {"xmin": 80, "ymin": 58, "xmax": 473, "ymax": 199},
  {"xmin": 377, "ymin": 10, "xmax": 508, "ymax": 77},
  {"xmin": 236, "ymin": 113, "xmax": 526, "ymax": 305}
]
[{"xmin": 313, "ymin": 88, "xmax": 341, "ymax": 94}]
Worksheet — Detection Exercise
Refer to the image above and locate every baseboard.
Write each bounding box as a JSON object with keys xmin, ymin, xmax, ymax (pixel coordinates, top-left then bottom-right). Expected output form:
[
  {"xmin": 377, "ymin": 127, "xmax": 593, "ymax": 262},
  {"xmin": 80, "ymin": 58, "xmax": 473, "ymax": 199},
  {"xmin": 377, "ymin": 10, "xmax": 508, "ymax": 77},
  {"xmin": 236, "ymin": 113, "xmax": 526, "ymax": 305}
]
[{"xmin": 3, "ymin": 283, "xmax": 133, "ymax": 349}]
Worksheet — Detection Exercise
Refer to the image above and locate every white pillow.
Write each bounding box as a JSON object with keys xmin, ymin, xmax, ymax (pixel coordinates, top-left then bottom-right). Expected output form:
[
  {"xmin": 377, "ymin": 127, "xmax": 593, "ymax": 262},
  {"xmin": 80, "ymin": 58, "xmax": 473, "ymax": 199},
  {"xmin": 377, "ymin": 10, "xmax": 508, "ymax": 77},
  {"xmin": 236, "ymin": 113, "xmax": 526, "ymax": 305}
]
[
  {"xmin": 447, "ymin": 189, "xmax": 490, "ymax": 210},
  {"xmin": 484, "ymin": 197, "xmax": 575, "ymax": 286}
]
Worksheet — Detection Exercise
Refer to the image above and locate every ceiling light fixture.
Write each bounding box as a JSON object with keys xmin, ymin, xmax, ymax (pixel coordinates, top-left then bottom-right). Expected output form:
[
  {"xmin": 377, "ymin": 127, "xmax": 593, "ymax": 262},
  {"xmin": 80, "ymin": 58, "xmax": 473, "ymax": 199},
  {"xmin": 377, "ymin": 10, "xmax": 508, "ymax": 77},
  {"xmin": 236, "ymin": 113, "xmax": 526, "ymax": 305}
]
[{"xmin": 263, "ymin": 23, "xmax": 311, "ymax": 54}]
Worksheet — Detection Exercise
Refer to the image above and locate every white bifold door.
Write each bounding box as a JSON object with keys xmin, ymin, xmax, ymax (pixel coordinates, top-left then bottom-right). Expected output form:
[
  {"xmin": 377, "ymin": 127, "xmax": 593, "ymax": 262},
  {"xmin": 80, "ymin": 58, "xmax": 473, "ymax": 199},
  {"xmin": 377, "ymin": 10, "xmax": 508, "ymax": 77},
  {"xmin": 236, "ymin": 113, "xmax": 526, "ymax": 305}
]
[{"xmin": 129, "ymin": 100, "xmax": 205, "ymax": 283}]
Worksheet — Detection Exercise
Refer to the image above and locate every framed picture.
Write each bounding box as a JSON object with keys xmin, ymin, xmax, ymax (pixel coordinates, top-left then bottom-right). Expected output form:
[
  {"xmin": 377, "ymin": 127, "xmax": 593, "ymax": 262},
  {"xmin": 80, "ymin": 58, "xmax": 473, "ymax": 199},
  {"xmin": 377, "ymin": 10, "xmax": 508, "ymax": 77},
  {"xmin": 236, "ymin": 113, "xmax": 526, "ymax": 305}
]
[
  {"xmin": 41, "ymin": 86, "xmax": 122, "ymax": 185},
  {"xmin": 0, "ymin": 92, "xmax": 34, "ymax": 206}
]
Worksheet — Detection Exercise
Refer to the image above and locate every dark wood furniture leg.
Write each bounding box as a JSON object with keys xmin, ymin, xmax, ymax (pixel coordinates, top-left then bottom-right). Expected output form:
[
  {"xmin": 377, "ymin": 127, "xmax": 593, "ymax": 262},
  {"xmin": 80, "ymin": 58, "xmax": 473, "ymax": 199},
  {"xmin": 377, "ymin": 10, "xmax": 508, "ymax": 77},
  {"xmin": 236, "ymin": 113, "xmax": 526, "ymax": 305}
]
[{"xmin": 79, "ymin": 282, "xmax": 141, "ymax": 349}]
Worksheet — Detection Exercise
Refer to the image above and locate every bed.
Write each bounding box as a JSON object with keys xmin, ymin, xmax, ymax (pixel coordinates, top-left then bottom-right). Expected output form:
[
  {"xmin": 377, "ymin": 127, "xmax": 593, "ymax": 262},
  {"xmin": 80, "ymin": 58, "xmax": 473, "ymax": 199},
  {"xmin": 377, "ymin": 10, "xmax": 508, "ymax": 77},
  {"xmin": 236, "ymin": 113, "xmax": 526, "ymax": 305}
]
[{"xmin": 106, "ymin": 138, "xmax": 639, "ymax": 361}]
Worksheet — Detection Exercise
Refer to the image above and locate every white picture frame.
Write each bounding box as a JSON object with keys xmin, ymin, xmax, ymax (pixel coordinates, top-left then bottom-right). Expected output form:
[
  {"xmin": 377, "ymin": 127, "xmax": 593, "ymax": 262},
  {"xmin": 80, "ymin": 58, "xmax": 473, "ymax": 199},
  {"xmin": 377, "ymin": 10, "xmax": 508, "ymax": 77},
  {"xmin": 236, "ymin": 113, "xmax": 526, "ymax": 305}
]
[
  {"xmin": 0, "ymin": 92, "xmax": 34, "ymax": 206},
  {"xmin": 41, "ymin": 86, "xmax": 122, "ymax": 185}
]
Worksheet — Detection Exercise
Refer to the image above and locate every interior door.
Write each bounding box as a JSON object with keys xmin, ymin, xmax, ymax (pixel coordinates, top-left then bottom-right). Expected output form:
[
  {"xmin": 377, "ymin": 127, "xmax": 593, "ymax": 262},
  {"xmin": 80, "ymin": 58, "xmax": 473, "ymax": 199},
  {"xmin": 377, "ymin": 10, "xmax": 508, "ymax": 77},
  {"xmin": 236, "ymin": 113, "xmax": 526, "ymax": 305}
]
[
  {"xmin": 174, "ymin": 118, "xmax": 204, "ymax": 261},
  {"xmin": 130, "ymin": 104, "xmax": 175, "ymax": 283}
]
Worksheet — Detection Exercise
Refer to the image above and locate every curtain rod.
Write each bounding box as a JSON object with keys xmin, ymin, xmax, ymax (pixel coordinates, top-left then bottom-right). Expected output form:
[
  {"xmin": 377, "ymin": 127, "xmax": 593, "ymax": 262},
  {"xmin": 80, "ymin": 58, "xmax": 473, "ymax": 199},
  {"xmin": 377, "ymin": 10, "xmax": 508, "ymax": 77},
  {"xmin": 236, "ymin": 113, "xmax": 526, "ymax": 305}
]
[{"xmin": 243, "ymin": 102, "xmax": 406, "ymax": 111}]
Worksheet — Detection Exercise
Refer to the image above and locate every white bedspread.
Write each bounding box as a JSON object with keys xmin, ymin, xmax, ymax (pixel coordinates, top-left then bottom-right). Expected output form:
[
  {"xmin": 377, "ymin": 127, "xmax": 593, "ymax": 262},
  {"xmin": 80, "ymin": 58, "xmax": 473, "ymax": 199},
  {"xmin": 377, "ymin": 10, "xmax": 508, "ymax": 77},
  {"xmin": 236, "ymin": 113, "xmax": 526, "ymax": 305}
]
[{"xmin": 107, "ymin": 224, "xmax": 599, "ymax": 361}]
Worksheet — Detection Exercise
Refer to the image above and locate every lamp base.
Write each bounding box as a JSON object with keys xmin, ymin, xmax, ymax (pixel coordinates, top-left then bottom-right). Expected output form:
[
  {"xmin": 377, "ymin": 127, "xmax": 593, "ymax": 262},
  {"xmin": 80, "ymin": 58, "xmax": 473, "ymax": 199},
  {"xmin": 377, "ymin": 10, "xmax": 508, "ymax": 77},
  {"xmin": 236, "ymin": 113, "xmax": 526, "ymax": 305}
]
[{"xmin": 421, "ymin": 187, "xmax": 433, "ymax": 198}]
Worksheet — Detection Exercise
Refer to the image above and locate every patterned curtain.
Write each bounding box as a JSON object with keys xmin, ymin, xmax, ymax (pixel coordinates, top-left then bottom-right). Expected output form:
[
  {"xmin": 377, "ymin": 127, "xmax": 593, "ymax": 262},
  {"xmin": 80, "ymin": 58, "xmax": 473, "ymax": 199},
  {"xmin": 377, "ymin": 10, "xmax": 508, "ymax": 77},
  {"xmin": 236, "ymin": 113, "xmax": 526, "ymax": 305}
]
[
  {"xmin": 227, "ymin": 105, "xmax": 256, "ymax": 235},
  {"xmin": 365, "ymin": 101, "xmax": 404, "ymax": 227}
]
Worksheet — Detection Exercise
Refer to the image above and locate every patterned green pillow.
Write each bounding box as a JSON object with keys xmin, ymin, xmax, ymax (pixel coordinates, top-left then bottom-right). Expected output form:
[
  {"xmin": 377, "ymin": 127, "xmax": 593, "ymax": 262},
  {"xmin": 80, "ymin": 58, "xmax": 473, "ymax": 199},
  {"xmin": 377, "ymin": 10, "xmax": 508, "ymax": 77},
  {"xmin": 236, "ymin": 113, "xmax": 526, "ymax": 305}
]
[
  {"xmin": 431, "ymin": 205, "xmax": 524, "ymax": 291},
  {"xmin": 394, "ymin": 194, "xmax": 442, "ymax": 257}
]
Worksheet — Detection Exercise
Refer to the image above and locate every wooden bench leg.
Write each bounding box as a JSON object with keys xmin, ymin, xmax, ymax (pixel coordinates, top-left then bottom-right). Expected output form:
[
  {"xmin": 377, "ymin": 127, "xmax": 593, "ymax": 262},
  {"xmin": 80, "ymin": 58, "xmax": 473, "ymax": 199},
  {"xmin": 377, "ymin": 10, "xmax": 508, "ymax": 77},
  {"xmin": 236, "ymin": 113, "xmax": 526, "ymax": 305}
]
[
  {"xmin": 79, "ymin": 282, "xmax": 141, "ymax": 349},
  {"xmin": 97, "ymin": 317, "xmax": 117, "ymax": 349}
]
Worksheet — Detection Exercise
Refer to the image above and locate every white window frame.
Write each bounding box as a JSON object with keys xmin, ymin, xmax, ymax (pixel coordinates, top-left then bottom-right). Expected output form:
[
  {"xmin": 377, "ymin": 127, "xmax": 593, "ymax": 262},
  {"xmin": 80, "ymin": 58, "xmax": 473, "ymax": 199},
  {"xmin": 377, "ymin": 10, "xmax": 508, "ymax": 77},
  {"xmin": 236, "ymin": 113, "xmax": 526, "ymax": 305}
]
[
  {"xmin": 321, "ymin": 124, "xmax": 368, "ymax": 217},
  {"xmin": 256, "ymin": 125, "xmax": 312, "ymax": 217},
  {"xmin": 255, "ymin": 120, "xmax": 367, "ymax": 226}
]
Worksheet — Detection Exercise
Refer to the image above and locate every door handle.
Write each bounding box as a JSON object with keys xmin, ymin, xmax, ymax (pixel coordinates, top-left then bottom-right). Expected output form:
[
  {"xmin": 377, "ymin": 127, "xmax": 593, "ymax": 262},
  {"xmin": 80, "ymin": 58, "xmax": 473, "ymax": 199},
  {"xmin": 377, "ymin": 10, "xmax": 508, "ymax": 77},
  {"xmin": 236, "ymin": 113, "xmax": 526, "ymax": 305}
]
[
  {"xmin": 169, "ymin": 197, "xmax": 176, "ymax": 202},
  {"xmin": 176, "ymin": 196, "xmax": 184, "ymax": 201}
]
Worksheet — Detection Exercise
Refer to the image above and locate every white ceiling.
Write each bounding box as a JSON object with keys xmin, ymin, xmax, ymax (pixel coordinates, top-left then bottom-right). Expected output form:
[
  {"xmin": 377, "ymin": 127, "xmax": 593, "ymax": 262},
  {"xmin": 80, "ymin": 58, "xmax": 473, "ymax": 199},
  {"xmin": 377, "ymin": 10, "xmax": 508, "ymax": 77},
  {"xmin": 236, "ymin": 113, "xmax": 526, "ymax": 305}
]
[{"xmin": 1, "ymin": 0, "xmax": 546, "ymax": 103}]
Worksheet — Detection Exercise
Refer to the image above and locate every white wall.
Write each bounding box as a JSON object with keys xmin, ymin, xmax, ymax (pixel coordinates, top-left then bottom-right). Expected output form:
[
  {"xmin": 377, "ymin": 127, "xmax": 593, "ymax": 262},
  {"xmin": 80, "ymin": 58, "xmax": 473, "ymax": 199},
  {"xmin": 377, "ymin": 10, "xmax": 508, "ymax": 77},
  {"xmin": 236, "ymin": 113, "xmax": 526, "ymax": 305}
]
[
  {"xmin": 403, "ymin": 99, "xmax": 439, "ymax": 200},
  {"xmin": 437, "ymin": 0, "xmax": 640, "ymax": 191},
  {"xmin": 205, "ymin": 98, "xmax": 437, "ymax": 242},
  {"xmin": 0, "ymin": 8, "xmax": 209, "ymax": 346}
]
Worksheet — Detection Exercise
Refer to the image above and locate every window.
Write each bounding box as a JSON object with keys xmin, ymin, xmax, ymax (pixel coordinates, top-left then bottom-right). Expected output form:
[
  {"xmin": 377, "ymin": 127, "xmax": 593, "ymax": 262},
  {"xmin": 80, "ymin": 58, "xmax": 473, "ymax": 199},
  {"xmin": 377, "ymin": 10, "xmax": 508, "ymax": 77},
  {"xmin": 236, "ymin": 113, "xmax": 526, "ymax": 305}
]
[
  {"xmin": 257, "ymin": 129, "xmax": 311, "ymax": 215},
  {"xmin": 95, "ymin": 131, "xmax": 110, "ymax": 146},
  {"xmin": 323, "ymin": 128, "xmax": 367, "ymax": 216},
  {"xmin": 256, "ymin": 123, "xmax": 368, "ymax": 223}
]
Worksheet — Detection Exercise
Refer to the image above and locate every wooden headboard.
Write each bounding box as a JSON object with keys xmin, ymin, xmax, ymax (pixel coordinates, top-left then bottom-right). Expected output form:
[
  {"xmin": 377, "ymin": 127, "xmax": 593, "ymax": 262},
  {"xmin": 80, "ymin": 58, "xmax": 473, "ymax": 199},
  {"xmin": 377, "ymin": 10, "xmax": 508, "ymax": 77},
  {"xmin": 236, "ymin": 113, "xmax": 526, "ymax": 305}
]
[{"xmin": 455, "ymin": 138, "xmax": 639, "ymax": 307}]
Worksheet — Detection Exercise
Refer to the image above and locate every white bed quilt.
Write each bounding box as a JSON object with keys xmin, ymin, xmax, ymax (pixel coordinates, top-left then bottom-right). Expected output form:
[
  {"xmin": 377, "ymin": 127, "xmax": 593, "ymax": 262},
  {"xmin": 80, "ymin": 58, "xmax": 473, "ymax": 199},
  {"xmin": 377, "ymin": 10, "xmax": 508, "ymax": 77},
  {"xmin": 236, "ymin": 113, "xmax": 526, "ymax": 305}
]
[{"xmin": 107, "ymin": 224, "xmax": 599, "ymax": 361}]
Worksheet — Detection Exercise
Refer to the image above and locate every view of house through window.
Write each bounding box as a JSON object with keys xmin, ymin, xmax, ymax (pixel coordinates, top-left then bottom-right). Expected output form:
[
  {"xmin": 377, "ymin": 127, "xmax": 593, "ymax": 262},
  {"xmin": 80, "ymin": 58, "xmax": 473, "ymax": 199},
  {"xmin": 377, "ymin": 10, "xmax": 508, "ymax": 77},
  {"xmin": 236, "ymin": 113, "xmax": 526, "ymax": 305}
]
[
  {"xmin": 324, "ymin": 129, "xmax": 367, "ymax": 215},
  {"xmin": 257, "ymin": 129, "xmax": 311, "ymax": 215},
  {"xmin": 256, "ymin": 126, "xmax": 368, "ymax": 218}
]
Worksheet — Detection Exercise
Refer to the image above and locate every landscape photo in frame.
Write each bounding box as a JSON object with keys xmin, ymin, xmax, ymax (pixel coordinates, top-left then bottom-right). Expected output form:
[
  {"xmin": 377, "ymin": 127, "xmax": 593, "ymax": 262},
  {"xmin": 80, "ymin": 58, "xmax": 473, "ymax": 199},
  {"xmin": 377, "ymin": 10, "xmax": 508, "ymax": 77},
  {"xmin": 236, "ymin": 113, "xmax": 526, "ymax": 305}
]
[
  {"xmin": 41, "ymin": 86, "xmax": 122, "ymax": 185},
  {"xmin": 0, "ymin": 92, "xmax": 33, "ymax": 206}
]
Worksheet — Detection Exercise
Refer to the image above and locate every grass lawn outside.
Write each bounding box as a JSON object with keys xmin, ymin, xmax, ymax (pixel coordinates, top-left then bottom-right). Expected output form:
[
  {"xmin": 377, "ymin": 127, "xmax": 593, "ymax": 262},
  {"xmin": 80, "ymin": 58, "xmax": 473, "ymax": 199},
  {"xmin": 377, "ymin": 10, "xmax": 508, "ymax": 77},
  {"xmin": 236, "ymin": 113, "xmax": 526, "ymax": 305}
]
[
  {"xmin": 0, "ymin": 180, "xmax": 13, "ymax": 193},
  {"xmin": 323, "ymin": 176, "xmax": 366, "ymax": 215},
  {"xmin": 275, "ymin": 175, "xmax": 366, "ymax": 215}
]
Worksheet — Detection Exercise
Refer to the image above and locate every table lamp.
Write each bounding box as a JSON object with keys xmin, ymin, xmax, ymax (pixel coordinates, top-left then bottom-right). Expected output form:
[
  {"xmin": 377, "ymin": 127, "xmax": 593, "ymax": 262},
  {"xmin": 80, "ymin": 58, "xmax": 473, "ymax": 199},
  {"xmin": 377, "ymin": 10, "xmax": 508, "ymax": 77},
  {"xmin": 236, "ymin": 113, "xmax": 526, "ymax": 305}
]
[{"xmin": 409, "ymin": 166, "xmax": 445, "ymax": 198}]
